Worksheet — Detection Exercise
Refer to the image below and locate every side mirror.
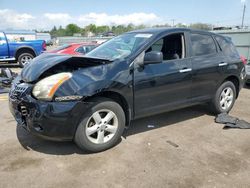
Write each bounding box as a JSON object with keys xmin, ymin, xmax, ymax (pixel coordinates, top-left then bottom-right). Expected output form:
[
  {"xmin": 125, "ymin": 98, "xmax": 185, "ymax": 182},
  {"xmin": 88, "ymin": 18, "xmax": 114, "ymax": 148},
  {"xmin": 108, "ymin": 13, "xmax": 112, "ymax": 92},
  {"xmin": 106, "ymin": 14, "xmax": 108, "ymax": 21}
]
[{"xmin": 144, "ymin": 51, "xmax": 163, "ymax": 65}]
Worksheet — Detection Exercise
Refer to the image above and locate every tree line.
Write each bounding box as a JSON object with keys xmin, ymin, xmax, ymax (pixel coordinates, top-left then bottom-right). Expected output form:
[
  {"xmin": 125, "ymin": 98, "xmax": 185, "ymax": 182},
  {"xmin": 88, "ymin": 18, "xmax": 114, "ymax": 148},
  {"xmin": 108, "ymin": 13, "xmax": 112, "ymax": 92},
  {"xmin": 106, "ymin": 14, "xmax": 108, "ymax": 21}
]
[{"xmin": 48, "ymin": 23, "xmax": 213, "ymax": 37}]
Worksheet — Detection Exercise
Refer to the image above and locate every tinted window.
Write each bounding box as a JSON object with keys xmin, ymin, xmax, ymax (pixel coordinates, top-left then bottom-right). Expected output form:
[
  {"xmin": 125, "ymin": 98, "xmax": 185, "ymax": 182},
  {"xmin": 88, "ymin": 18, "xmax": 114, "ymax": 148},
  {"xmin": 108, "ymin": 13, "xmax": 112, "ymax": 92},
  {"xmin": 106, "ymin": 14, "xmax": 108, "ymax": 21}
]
[
  {"xmin": 190, "ymin": 33, "xmax": 217, "ymax": 56},
  {"xmin": 146, "ymin": 33, "xmax": 185, "ymax": 60},
  {"xmin": 75, "ymin": 46, "xmax": 85, "ymax": 54},
  {"xmin": 76, "ymin": 45, "xmax": 96, "ymax": 54},
  {"xmin": 215, "ymin": 36, "xmax": 239, "ymax": 59}
]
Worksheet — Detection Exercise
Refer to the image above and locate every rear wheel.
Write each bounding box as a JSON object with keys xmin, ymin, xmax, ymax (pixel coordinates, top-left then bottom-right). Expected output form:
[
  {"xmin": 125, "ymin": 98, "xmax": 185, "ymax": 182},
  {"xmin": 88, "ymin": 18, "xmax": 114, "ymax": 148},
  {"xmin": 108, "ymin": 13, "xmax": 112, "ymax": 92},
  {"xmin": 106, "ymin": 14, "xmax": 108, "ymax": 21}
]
[
  {"xmin": 210, "ymin": 81, "xmax": 236, "ymax": 114},
  {"xmin": 17, "ymin": 53, "xmax": 34, "ymax": 68},
  {"xmin": 74, "ymin": 98, "xmax": 125, "ymax": 152}
]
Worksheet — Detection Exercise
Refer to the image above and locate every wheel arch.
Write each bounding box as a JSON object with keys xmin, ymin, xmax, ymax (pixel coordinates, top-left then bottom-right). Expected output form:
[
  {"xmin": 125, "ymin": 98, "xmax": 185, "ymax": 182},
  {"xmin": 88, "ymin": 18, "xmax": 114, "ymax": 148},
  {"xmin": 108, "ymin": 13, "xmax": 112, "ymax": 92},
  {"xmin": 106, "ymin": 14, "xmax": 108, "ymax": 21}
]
[
  {"xmin": 15, "ymin": 47, "xmax": 36, "ymax": 59},
  {"xmin": 223, "ymin": 75, "xmax": 240, "ymax": 98},
  {"xmin": 83, "ymin": 90, "xmax": 132, "ymax": 127}
]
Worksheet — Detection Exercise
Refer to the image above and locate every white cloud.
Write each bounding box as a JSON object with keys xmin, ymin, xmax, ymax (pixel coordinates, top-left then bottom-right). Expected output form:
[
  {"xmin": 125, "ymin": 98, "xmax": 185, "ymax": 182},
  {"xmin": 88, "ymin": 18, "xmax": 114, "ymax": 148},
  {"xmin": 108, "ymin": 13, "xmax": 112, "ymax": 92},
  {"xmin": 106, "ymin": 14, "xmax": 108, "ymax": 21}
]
[
  {"xmin": 0, "ymin": 9, "xmax": 35, "ymax": 29},
  {"xmin": 78, "ymin": 12, "xmax": 163, "ymax": 26},
  {"xmin": 44, "ymin": 13, "xmax": 71, "ymax": 21},
  {"xmin": 0, "ymin": 9, "xmax": 165, "ymax": 30}
]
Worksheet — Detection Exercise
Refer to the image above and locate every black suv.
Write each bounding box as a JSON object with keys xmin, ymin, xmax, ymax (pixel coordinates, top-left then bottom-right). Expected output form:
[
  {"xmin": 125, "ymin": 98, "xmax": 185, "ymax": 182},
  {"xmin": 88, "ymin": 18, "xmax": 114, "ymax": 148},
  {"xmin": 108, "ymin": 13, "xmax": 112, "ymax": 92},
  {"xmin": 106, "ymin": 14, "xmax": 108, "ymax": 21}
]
[{"xmin": 9, "ymin": 28, "xmax": 246, "ymax": 152}]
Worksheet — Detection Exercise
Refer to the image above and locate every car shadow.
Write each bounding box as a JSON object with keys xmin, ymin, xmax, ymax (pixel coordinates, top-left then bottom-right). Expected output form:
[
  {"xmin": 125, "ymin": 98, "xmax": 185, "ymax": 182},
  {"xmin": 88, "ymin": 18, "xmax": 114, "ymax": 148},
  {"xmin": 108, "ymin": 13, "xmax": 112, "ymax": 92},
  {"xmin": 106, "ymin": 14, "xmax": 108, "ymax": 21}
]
[
  {"xmin": 16, "ymin": 126, "xmax": 122, "ymax": 155},
  {"xmin": 16, "ymin": 104, "xmax": 212, "ymax": 155},
  {"xmin": 123, "ymin": 104, "xmax": 212, "ymax": 137},
  {"xmin": 16, "ymin": 126, "xmax": 88, "ymax": 155}
]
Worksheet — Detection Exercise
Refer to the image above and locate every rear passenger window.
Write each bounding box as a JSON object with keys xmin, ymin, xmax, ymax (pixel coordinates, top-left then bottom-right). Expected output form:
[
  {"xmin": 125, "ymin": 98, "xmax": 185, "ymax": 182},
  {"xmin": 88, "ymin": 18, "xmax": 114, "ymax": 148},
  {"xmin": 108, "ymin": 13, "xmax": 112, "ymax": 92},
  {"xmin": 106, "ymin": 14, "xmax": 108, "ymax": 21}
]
[
  {"xmin": 190, "ymin": 33, "xmax": 217, "ymax": 56},
  {"xmin": 215, "ymin": 36, "xmax": 239, "ymax": 59}
]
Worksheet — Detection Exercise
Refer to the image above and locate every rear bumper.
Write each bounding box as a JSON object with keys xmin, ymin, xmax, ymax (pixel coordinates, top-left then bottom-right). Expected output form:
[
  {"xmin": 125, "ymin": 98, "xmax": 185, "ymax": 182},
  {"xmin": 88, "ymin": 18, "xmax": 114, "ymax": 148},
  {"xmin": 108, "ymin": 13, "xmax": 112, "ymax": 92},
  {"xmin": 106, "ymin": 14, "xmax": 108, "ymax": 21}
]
[{"xmin": 9, "ymin": 94, "xmax": 92, "ymax": 141}]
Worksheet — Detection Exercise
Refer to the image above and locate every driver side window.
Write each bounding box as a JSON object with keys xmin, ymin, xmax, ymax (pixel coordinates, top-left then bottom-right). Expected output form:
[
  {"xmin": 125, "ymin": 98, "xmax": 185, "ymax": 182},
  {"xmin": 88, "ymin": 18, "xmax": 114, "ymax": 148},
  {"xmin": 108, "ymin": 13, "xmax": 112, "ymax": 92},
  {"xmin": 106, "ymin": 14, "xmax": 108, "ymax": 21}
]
[{"xmin": 146, "ymin": 33, "xmax": 186, "ymax": 61}]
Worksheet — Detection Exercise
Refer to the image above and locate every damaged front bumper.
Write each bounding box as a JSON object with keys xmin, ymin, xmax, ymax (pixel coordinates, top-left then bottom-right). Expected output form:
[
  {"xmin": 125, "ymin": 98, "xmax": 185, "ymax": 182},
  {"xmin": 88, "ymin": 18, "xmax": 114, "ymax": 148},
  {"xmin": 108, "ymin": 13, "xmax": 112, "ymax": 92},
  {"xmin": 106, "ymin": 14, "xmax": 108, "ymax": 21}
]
[{"xmin": 9, "ymin": 81, "xmax": 92, "ymax": 141}]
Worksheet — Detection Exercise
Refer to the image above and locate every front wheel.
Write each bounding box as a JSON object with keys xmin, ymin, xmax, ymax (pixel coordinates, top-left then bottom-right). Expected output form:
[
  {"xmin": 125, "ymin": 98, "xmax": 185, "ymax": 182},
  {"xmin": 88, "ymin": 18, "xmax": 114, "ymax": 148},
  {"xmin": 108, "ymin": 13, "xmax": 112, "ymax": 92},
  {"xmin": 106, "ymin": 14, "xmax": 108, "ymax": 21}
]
[
  {"xmin": 210, "ymin": 81, "xmax": 236, "ymax": 114},
  {"xmin": 74, "ymin": 98, "xmax": 125, "ymax": 152}
]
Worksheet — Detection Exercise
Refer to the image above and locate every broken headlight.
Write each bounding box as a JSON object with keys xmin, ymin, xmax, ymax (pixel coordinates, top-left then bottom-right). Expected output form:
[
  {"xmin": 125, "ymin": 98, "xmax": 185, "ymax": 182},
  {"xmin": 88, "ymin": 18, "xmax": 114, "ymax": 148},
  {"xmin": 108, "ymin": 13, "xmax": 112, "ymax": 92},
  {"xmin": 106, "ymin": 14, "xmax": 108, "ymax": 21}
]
[{"xmin": 32, "ymin": 72, "xmax": 72, "ymax": 101}]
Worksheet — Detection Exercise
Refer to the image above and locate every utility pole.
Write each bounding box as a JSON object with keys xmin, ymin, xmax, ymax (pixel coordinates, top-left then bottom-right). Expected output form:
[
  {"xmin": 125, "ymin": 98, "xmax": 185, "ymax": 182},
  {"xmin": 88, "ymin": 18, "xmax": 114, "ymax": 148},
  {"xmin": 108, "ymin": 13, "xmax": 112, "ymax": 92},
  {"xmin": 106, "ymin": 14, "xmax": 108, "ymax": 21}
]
[
  {"xmin": 171, "ymin": 19, "xmax": 175, "ymax": 27},
  {"xmin": 241, "ymin": 2, "xmax": 246, "ymax": 29}
]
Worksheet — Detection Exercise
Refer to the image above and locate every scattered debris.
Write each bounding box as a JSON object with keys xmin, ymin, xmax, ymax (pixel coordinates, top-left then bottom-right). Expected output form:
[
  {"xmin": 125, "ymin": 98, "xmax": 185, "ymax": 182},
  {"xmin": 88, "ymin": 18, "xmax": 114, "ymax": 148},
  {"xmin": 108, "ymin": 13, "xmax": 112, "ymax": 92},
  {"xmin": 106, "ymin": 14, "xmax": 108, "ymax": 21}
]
[
  {"xmin": 147, "ymin": 125, "xmax": 155, "ymax": 128},
  {"xmin": 215, "ymin": 113, "xmax": 250, "ymax": 129},
  {"xmin": 166, "ymin": 140, "xmax": 179, "ymax": 148},
  {"xmin": 0, "ymin": 68, "xmax": 17, "ymax": 93}
]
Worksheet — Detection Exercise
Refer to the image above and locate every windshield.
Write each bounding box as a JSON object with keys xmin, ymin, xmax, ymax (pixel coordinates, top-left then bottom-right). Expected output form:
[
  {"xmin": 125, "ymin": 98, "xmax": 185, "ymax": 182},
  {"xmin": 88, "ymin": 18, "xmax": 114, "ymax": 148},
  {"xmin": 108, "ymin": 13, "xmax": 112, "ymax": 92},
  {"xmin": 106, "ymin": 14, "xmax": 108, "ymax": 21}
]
[{"xmin": 86, "ymin": 33, "xmax": 153, "ymax": 60}]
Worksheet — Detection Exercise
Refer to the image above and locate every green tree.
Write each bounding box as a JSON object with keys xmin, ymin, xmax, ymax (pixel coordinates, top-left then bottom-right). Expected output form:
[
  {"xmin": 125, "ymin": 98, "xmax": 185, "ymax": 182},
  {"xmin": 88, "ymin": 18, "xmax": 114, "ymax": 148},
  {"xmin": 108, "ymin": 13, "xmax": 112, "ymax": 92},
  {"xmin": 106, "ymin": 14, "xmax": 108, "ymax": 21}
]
[
  {"xmin": 57, "ymin": 26, "xmax": 66, "ymax": 37},
  {"xmin": 189, "ymin": 23, "xmax": 212, "ymax": 30},
  {"xmin": 50, "ymin": 26, "xmax": 57, "ymax": 37},
  {"xmin": 65, "ymin": 24, "xmax": 81, "ymax": 36},
  {"xmin": 175, "ymin": 23, "xmax": 187, "ymax": 28},
  {"xmin": 96, "ymin": 25, "xmax": 110, "ymax": 34},
  {"xmin": 85, "ymin": 24, "xmax": 97, "ymax": 34},
  {"xmin": 153, "ymin": 23, "xmax": 171, "ymax": 28}
]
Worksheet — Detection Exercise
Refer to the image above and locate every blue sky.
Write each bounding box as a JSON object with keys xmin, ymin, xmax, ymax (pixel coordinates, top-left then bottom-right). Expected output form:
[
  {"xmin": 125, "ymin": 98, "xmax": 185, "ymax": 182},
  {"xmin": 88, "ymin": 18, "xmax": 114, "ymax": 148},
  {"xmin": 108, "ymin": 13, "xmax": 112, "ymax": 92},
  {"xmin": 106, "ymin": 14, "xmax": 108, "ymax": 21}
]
[{"xmin": 0, "ymin": 0, "xmax": 249, "ymax": 30}]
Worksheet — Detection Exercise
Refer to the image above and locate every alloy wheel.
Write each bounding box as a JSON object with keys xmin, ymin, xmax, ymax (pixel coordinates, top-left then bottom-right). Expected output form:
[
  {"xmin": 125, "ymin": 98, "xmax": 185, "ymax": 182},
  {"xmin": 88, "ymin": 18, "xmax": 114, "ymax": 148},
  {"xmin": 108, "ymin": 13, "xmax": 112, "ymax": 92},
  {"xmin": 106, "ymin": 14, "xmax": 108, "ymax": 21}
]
[
  {"xmin": 219, "ymin": 87, "xmax": 234, "ymax": 110},
  {"xmin": 85, "ymin": 109, "xmax": 118, "ymax": 144}
]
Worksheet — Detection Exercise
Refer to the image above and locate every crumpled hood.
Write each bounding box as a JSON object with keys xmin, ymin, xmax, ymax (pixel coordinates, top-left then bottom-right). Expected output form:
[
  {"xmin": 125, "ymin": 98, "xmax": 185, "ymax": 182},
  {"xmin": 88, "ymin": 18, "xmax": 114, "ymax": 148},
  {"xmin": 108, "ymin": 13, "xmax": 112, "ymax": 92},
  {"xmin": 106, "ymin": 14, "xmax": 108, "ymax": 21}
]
[
  {"xmin": 21, "ymin": 53, "xmax": 109, "ymax": 83},
  {"xmin": 21, "ymin": 53, "xmax": 71, "ymax": 82}
]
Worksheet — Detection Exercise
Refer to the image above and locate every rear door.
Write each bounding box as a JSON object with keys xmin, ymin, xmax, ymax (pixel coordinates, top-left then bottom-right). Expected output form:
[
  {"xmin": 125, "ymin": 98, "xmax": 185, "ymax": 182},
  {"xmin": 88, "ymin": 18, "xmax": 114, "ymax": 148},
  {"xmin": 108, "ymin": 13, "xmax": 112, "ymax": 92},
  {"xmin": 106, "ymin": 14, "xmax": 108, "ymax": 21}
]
[
  {"xmin": 133, "ymin": 32, "xmax": 192, "ymax": 118},
  {"xmin": 0, "ymin": 32, "xmax": 9, "ymax": 59},
  {"xmin": 189, "ymin": 32, "xmax": 224, "ymax": 101}
]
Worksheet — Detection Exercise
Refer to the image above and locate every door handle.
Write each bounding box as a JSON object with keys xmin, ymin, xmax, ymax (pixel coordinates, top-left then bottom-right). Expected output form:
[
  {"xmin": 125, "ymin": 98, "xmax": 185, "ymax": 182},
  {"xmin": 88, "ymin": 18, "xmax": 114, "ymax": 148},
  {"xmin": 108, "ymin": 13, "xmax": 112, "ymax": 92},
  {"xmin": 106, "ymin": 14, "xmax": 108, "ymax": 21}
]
[
  {"xmin": 218, "ymin": 62, "xmax": 228, "ymax": 67},
  {"xmin": 179, "ymin": 68, "xmax": 192, "ymax": 73}
]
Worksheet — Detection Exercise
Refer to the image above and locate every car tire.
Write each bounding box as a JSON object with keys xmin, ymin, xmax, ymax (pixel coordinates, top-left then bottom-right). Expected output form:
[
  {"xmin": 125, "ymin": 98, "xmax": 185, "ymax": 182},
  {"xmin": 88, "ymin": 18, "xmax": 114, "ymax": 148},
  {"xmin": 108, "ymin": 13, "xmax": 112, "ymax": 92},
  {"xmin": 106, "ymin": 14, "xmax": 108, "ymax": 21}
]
[
  {"xmin": 74, "ymin": 98, "xmax": 126, "ymax": 153},
  {"xmin": 17, "ymin": 53, "xmax": 34, "ymax": 68},
  {"xmin": 210, "ymin": 81, "xmax": 236, "ymax": 114}
]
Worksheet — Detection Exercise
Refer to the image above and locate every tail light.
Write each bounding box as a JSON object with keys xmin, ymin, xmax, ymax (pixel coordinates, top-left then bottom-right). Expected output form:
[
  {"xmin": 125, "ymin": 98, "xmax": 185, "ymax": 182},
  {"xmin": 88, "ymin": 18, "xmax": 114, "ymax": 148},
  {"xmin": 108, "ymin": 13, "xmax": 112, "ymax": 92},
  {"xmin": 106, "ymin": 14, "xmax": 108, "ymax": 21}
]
[
  {"xmin": 42, "ymin": 41, "xmax": 46, "ymax": 51},
  {"xmin": 240, "ymin": 55, "xmax": 247, "ymax": 65}
]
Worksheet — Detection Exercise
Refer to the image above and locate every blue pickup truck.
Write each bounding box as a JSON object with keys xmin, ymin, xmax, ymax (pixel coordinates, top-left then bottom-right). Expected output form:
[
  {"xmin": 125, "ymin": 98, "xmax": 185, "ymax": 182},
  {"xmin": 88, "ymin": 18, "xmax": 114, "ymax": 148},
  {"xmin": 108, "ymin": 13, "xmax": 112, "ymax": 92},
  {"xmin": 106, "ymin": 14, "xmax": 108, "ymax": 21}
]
[{"xmin": 0, "ymin": 31, "xmax": 46, "ymax": 67}]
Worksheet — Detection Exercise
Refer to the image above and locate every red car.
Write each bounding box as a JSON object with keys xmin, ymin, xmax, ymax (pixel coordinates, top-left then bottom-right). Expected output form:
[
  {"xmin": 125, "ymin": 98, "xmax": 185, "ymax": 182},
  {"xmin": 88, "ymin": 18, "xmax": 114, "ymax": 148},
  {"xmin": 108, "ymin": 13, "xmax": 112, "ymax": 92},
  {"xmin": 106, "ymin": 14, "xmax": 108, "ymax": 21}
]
[{"xmin": 48, "ymin": 42, "xmax": 99, "ymax": 55}]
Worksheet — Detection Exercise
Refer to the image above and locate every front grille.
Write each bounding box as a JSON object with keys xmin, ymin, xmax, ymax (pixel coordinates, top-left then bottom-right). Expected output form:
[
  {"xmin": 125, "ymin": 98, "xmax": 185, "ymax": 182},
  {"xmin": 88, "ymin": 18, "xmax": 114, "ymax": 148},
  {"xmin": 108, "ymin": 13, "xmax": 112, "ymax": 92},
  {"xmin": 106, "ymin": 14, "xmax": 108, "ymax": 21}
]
[
  {"xmin": 10, "ymin": 83, "xmax": 29, "ymax": 97},
  {"xmin": 12, "ymin": 86, "xmax": 27, "ymax": 95}
]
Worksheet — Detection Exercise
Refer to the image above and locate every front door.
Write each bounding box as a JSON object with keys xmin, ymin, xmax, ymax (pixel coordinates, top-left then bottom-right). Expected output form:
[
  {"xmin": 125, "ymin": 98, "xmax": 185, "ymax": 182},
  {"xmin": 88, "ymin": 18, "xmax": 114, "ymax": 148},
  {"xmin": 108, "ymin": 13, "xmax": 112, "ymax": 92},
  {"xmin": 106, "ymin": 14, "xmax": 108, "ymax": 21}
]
[{"xmin": 133, "ymin": 32, "xmax": 192, "ymax": 118}]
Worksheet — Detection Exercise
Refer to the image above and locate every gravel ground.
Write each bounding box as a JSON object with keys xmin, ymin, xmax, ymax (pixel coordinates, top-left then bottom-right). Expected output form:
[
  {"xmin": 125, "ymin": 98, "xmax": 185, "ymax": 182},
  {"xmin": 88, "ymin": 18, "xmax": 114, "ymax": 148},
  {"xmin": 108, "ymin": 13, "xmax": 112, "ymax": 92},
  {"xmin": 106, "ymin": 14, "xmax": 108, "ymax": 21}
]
[{"xmin": 0, "ymin": 74, "xmax": 250, "ymax": 187}]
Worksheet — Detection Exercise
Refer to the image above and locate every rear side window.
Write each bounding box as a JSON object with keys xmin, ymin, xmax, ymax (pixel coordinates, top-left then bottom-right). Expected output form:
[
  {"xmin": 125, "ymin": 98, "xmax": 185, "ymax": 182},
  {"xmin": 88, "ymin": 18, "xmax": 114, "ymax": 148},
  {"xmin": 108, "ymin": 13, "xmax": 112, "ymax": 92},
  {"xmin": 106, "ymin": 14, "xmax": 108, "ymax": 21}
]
[
  {"xmin": 215, "ymin": 36, "xmax": 239, "ymax": 58},
  {"xmin": 190, "ymin": 33, "xmax": 217, "ymax": 56}
]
